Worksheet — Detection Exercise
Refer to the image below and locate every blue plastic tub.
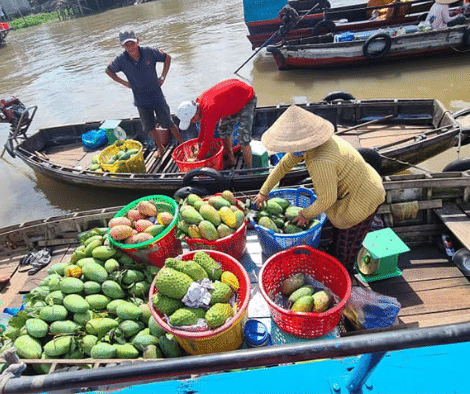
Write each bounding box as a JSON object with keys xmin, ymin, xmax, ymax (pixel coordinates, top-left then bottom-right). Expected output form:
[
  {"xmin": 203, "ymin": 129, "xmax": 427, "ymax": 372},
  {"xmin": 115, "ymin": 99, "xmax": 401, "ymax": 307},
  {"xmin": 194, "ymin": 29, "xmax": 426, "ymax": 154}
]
[{"xmin": 249, "ymin": 187, "xmax": 327, "ymax": 257}]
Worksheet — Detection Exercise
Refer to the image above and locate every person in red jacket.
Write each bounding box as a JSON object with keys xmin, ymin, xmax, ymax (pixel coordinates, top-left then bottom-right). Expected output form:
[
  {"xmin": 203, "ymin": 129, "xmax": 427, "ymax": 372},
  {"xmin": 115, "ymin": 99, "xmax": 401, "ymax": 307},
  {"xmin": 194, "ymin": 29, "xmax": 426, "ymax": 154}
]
[{"xmin": 177, "ymin": 79, "xmax": 257, "ymax": 169}]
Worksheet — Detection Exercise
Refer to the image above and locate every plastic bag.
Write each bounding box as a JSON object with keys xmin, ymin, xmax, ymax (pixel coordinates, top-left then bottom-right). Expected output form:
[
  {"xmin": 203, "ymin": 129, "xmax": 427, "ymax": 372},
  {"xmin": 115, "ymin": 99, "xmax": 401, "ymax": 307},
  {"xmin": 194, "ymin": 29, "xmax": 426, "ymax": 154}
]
[
  {"xmin": 81, "ymin": 129, "xmax": 107, "ymax": 150},
  {"xmin": 343, "ymin": 287, "xmax": 401, "ymax": 330}
]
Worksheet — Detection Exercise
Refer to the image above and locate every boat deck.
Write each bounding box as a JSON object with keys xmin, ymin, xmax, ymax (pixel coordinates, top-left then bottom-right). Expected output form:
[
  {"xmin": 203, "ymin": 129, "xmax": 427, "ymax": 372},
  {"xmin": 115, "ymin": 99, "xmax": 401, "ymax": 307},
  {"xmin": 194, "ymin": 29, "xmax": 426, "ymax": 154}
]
[
  {"xmin": 2, "ymin": 226, "xmax": 470, "ymax": 339},
  {"xmin": 41, "ymin": 122, "xmax": 439, "ymax": 175}
]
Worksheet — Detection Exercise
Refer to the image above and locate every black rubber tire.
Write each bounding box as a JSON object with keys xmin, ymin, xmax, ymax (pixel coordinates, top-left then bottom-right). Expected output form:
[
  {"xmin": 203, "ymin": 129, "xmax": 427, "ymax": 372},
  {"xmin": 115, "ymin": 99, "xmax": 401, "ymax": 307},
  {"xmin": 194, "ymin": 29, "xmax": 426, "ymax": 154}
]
[
  {"xmin": 442, "ymin": 158, "xmax": 470, "ymax": 172},
  {"xmin": 357, "ymin": 148, "xmax": 382, "ymax": 174},
  {"xmin": 363, "ymin": 33, "xmax": 392, "ymax": 61},
  {"xmin": 182, "ymin": 167, "xmax": 230, "ymax": 193},
  {"xmin": 173, "ymin": 186, "xmax": 211, "ymax": 202},
  {"xmin": 463, "ymin": 26, "xmax": 470, "ymax": 48},
  {"xmin": 323, "ymin": 91, "xmax": 356, "ymax": 102},
  {"xmin": 311, "ymin": 19, "xmax": 337, "ymax": 36}
]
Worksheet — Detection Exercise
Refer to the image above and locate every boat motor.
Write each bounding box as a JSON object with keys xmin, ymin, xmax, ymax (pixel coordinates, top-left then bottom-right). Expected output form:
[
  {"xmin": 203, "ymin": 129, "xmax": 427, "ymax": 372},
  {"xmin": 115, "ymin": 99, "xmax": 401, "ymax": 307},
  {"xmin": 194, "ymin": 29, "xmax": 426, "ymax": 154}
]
[{"xmin": 0, "ymin": 96, "xmax": 29, "ymax": 128}]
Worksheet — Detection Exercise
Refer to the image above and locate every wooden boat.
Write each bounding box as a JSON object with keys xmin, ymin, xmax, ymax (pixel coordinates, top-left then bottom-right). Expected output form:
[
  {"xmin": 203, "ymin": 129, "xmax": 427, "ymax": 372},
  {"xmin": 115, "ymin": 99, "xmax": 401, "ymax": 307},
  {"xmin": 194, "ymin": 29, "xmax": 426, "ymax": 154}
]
[
  {"xmin": 266, "ymin": 18, "xmax": 470, "ymax": 69},
  {"xmin": 4, "ymin": 95, "xmax": 470, "ymax": 194},
  {"xmin": 243, "ymin": 0, "xmax": 434, "ymax": 49},
  {"xmin": 2, "ymin": 171, "xmax": 470, "ymax": 393}
]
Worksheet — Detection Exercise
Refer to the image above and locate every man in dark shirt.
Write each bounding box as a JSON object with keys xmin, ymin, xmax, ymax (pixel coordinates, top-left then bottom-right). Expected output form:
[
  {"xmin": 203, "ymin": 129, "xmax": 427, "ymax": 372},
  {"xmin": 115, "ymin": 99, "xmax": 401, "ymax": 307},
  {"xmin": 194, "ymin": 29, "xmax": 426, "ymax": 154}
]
[{"xmin": 106, "ymin": 31, "xmax": 182, "ymax": 158}]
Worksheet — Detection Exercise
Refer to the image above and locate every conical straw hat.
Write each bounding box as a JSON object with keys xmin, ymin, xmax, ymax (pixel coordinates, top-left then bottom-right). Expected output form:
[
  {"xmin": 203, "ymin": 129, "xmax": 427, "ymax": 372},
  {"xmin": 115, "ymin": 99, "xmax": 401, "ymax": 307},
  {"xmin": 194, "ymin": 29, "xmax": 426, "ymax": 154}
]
[{"xmin": 261, "ymin": 105, "xmax": 334, "ymax": 153}]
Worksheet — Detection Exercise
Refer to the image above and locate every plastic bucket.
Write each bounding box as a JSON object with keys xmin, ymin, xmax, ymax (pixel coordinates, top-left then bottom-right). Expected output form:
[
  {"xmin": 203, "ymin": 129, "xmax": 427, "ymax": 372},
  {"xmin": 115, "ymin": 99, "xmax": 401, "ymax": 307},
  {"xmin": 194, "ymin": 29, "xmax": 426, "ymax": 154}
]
[
  {"xmin": 249, "ymin": 187, "xmax": 327, "ymax": 257},
  {"xmin": 184, "ymin": 193, "xmax": 248, "ymax": 260},
  {"xmin": 109, "ymin": 195, "xmax": 182, "ymax": 267},
  {"xmin": 259, "ymin": 245, "xmax": 351, "ymax": 338},
  {"xmin": 149, "ymin": 250, "xmax": 251, "ymax": 355},
  {"xmin": 171, "ymin": 138, "xmax": 224, "ymax": 172}
]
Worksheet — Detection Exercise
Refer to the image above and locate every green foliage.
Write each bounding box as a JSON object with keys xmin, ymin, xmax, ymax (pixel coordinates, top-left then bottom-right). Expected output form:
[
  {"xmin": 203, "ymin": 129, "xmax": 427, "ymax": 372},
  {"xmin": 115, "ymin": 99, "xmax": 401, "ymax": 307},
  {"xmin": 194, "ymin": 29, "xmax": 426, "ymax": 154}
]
[{"xmin": 10, "ymin": 13, "xmax": 60, "ymax": 30}]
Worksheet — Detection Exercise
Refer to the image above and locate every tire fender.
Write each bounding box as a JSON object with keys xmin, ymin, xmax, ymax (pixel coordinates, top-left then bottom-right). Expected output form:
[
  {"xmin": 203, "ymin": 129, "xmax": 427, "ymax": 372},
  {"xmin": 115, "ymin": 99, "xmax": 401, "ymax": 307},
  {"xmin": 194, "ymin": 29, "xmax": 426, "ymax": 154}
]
[
  {"xmin": 357, "ymin": 148, "xmax": 382, "ymax": 174},
  {"xmin": 442, "ymin": 158, "xmax": 470, "ymax": 172},
  {"xmin": 311, "ymin": 19, "xmax": 337, "ymax": 36},
  {"xmin": 463, "ymin": 26, "xmax": 470, "ymax": 48},
  {"xmin": 182, "ymin": 167, "xmax": 230, "ymax": 193},
  {"xmin": 173, "ymin": 186, "xmax": 211, "ymax": 202},
  {"xmin": 363, "ymin": 33, "xmax": 392, "ymax": 61},
  {"xmin": 322, "ymin": 91, "xmax": 356, "ymax": 102}
]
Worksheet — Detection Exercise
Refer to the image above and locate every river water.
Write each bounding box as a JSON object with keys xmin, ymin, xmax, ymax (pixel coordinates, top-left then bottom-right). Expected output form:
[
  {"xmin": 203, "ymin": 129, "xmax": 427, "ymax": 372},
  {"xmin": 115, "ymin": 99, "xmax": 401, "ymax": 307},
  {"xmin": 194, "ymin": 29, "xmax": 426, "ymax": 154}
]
[{"xmin": 1, "ymin": 0, "xmax": 470, "ymax": 228}]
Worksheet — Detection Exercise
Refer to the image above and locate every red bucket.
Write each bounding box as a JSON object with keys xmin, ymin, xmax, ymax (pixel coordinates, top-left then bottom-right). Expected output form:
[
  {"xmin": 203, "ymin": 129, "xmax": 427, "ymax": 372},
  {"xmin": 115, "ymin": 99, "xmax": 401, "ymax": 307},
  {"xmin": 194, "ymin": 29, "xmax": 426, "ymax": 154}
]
[
  {"xmin": 109, "ymin": 195, "xmax": 182, "ymax": 267},
  {"xmin": 185, "ymin": 220, "xmax": 248, "ymax": 261},
  {"xmin": 171, "ymin": 138, "xmax": 224, "ymax": 172},
  {"xmin": 259, "ymin": 245, "xmax": 351, "ymax": 338},
  {"xmin": 184, "ymin": 193, "xmax": 248, "ymax": 260}
]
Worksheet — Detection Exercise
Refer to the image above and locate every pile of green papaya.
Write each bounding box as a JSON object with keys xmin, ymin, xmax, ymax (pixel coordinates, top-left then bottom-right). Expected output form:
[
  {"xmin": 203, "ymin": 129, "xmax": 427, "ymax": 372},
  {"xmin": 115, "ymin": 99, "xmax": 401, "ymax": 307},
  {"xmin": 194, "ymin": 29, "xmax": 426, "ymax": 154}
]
[
  {"xmin": 253, "ymin": 197, "xmax": 320, "ymax": 234},
  {"xmin": 0, "ymin": 227, "xmax": 185, "ymax": 375}
]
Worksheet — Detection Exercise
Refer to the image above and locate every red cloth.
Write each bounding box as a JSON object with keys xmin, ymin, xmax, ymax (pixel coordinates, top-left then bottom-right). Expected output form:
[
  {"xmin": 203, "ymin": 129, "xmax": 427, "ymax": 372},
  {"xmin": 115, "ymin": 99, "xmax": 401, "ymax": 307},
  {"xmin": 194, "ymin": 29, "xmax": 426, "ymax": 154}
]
[{"xmin": 195, "ymin": 79, "xmax": 255, "ymax": 160}]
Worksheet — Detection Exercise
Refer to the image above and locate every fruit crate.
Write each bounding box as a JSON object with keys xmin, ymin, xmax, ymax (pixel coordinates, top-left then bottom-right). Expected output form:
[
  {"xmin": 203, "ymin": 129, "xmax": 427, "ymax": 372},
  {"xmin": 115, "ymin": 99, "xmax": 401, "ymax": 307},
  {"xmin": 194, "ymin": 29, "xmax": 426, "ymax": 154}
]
[
  {"xmin": 249, "ymin": 187, "xmax": 327, "ymax": 257},
  {"xmin": 108, "ymin": 195, "xmax": 181, "ymax": 267},
  {"xmin": 259, "ymin": 245, "xmax": 351, "ymax": 338},
  {"xmin": 171, "ymin": 138, "xmax": 224, "ymax": 172},
  {"xmin": 148, "ymin": 250, "xmax": 251, "ymax": 355},
  {"xmin": 184, "ymin": 193, "xmax": 248, "ymax": 260},
  {"xmin": 99, "ymin": 140, "xmax": 145, "ymax": 174}
]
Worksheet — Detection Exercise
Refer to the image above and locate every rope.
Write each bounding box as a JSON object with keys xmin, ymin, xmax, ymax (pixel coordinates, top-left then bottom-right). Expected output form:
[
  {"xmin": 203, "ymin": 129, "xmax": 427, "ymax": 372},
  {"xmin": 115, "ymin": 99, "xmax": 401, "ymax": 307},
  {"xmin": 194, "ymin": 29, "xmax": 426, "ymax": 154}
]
[{"xmin": 378, "ymin": 153, "xmax": 433, "ymax": 173}]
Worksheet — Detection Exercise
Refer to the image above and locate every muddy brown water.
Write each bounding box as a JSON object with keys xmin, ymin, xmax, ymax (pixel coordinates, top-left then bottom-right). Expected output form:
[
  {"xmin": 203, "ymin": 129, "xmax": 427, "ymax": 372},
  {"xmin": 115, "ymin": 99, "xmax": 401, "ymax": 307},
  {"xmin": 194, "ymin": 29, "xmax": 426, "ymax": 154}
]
[{"xmin": 0, "ymin": 0, "xmax": 470, "ymax": 227}]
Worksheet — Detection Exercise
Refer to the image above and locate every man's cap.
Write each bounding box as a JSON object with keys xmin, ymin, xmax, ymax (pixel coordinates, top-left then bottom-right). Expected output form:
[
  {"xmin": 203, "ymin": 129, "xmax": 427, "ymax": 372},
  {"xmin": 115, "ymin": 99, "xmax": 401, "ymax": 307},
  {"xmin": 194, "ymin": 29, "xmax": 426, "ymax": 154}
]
[
  {"xmin": 119, "ymin": 31, "xmax": 137, "ymax": 45},
  {"xmin": 177, "ymin": 101, "xmax": 198, "ymax": 131}
]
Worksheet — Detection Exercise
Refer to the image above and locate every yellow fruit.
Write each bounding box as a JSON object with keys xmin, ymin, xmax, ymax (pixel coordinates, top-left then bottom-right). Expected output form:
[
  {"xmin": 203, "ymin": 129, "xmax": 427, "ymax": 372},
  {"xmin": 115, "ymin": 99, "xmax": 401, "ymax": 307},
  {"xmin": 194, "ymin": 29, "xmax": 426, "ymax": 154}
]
[
  {"xmin": 221, "ymin": 271, "xmax": 239, "ymax": 292},
  {"xmin": 66, "ymin": 266, "xmax": 83, "ymax": 279}
]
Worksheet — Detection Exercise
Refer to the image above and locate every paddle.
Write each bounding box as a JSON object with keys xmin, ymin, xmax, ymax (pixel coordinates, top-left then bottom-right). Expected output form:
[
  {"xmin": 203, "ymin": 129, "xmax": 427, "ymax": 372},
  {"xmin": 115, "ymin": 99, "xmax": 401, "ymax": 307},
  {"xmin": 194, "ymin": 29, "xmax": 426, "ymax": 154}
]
[{"xmin": 234, "ymin": 2, "xmax": 322, "ymax": 74}]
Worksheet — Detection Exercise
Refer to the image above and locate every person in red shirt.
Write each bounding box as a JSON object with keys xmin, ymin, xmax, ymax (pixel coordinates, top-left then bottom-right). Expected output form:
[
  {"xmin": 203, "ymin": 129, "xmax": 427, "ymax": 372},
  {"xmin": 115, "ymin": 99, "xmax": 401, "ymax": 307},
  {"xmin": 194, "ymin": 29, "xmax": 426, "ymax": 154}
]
[{"xmin": 177, "ymin": 79, "xmax": 257, "ymax": 169}]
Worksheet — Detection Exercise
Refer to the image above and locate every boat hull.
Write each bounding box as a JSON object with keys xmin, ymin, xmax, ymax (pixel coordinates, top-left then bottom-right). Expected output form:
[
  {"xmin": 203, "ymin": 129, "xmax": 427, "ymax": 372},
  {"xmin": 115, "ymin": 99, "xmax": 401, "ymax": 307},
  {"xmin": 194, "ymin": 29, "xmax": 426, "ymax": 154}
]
[
  {"xmin": 267, "ymin": 24, "xmax": 470, "ymax": 70},
  {"xmin": 11, "ymin": 98, "xmax": 464, "ymax": 192}
]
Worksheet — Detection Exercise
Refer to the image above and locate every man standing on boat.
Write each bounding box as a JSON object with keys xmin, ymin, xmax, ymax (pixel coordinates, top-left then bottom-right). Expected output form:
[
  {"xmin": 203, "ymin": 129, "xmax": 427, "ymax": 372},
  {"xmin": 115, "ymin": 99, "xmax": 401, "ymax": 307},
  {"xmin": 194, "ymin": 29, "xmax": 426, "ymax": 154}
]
[
  {"xmin": 176, "ymin": 79, "xmax": 257, "ymax": 169},
  {"xmin": 425, "ymin": 0, "xmax": 467, "ymax": 29},
  {"xmin": 254, "ymin": 105, "xmax": 385, "ymax": 276},
  {"xmin": 106, "ymin": 31, "xmax": 183, "ymax": 158}
]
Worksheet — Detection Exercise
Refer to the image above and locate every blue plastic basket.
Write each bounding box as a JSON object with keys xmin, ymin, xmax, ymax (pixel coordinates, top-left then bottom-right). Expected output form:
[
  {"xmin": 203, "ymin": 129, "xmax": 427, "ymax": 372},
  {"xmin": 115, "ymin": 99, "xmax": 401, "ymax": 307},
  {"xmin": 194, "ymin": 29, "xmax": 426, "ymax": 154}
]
[{"xmin": 249, "ymin": 187, "xmax": 327, "ymax": 257}]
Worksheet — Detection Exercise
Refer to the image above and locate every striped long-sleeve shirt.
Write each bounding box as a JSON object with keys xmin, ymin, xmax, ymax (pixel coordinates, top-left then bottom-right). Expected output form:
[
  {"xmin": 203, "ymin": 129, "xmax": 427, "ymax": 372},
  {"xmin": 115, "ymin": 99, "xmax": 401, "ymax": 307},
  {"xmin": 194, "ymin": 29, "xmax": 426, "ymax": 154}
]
[{"xmin": 259, "ymin": 135, "xmax": 385, "ymax": 229}]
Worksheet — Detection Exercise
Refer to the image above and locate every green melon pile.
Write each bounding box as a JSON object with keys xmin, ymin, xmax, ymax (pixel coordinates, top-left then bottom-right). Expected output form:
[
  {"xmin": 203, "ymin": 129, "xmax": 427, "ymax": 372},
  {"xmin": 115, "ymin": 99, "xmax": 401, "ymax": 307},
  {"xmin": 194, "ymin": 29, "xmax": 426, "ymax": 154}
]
[
  {"xmin": 152, "ymin": 251, "xmax": 239, "ymax": 330},
  {"xmin": 1, "ymin": 227, "xmax": 185, "ymax": 375}
]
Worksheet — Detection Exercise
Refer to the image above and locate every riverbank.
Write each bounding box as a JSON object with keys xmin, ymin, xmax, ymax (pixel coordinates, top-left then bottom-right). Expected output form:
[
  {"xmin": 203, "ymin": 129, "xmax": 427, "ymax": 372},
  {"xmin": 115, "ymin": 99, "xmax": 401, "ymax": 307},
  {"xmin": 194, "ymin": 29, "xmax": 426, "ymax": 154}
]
[{"xmin": 9, "ymin": 12, "xmax": 60, "ymax": 30}]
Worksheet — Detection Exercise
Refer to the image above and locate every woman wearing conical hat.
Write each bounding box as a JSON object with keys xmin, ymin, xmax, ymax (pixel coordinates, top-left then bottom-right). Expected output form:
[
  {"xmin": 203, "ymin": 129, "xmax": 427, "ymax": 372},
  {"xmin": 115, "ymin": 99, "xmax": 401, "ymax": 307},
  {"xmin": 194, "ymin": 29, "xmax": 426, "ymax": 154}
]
[{"xmin": 255, "ymin": 105, "xmax": 385, "ymax": 275}]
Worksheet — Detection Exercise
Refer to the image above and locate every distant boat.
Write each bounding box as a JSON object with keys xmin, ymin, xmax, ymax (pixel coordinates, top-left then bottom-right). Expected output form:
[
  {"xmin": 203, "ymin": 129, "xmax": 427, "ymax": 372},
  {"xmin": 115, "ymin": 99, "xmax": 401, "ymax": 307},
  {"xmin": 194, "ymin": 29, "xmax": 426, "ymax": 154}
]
[
  {"xmin": 243, "ymin": 0, "xmax": 433, "ymax": 49},
  {"xmin": 266, "ymin": 20, "xmax": 470, "ymax": 70}
]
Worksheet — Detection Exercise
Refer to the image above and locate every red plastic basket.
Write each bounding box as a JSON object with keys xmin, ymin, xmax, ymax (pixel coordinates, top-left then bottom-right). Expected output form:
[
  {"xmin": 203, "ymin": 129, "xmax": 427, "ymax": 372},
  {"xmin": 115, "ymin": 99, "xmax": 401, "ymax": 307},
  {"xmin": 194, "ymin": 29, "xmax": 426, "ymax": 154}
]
[
  {"xmin": 148, "ymin": 250, "xmax": 251, "ymax": 355},
  {"xmin": 185, "ymin": 220, "xmax": 247, "ymax": 261},
  {"xmin": 184, "ymin": 193, "xmax": 248, "ymax": 260},
  {"xmin": 259, "ymin": 245, "xmax": 351, "ymax": 338},
  {"xmin": 172, "ymin": 138, "xmax": 224, "ymax": 173}
]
